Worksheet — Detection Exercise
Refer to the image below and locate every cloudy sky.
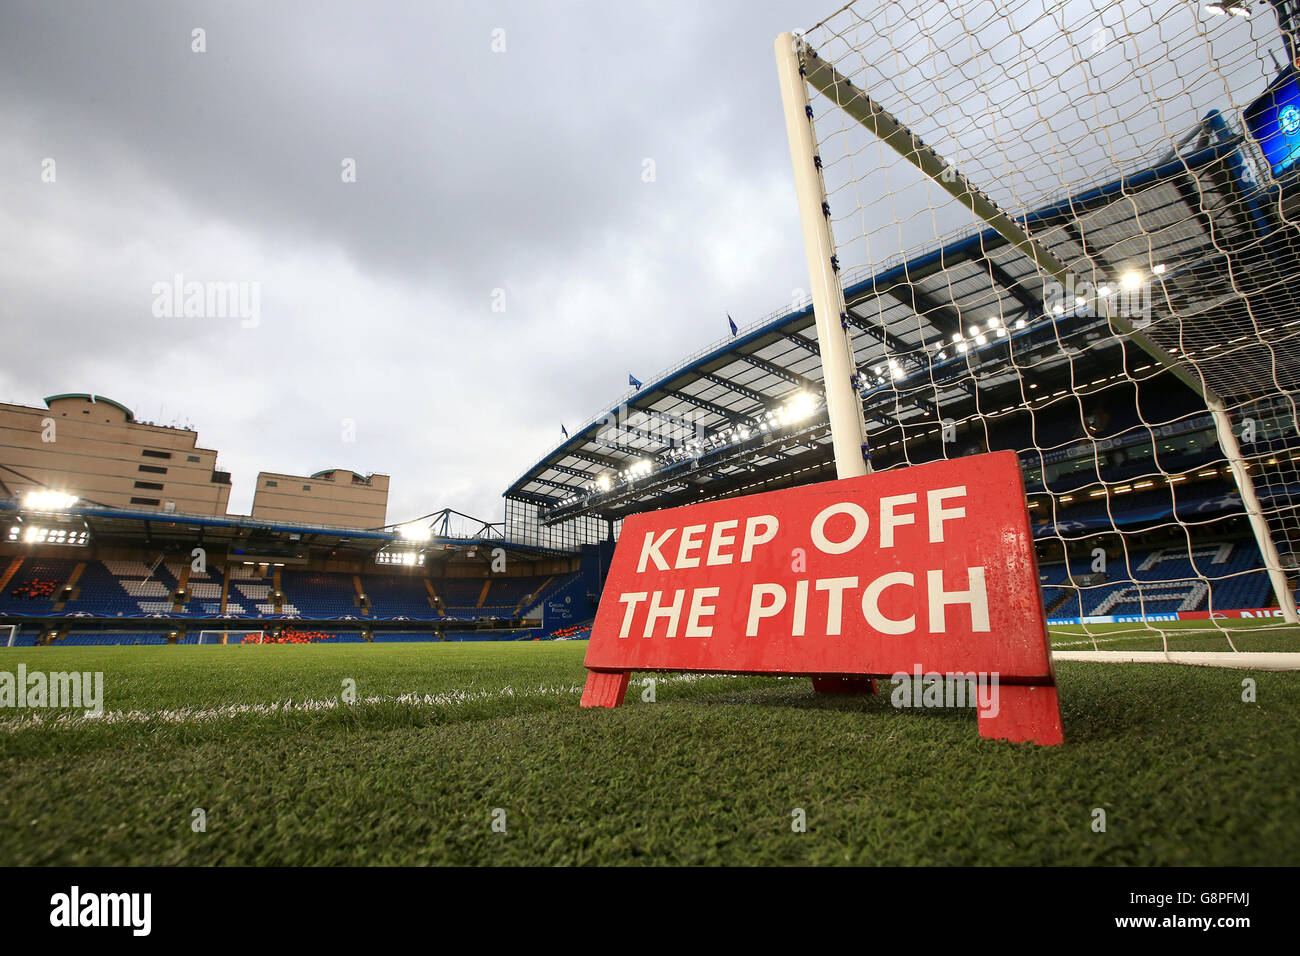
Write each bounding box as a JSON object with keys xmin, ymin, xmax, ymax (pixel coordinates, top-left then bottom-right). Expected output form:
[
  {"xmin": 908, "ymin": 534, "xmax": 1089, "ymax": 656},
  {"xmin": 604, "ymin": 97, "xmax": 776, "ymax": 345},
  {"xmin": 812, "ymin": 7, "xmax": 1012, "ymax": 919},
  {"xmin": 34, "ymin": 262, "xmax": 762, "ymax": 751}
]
[{"xmin": 0, "ymin": 0, "xmax": 831, "ymax": 525}]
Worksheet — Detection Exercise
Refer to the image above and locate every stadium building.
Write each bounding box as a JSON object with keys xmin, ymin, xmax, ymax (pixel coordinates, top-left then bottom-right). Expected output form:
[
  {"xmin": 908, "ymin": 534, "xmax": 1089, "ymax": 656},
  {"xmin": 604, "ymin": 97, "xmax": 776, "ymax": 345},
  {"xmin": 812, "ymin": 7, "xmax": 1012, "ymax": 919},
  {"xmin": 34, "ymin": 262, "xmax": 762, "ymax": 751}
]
[
  {"xmin": 0, "ymin": 395, "xmax": 597, "ymax": 646},
  {"xmin": 0, "ymin": 394, "xmax": 232, "ymax": 516}
]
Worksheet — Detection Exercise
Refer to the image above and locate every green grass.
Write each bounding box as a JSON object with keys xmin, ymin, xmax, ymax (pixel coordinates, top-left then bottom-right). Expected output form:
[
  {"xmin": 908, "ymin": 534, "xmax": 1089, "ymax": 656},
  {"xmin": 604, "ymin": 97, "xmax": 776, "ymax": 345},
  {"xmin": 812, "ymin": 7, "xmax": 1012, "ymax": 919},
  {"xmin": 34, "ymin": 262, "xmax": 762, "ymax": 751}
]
[
  {"xmin": 1049, "ymin": 618, "xmax": 1300, "ymax": 652},
  {"xmin": 1, "ymin": 637, "xmax": 1297, "ymax": 865}
]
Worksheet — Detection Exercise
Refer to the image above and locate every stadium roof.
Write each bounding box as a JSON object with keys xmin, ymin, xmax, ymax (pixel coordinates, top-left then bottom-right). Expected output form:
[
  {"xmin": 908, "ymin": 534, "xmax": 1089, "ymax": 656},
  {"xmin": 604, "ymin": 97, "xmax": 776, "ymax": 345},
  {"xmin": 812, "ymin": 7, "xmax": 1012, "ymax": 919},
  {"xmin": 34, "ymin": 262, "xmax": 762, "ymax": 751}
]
[
  {"xmin": 506, "ymin": 123, "xmax": 1298, "ymax": 526},
  {"xmin": 0, "ymin": 499, "xmax": 569, "ymax": 563}
]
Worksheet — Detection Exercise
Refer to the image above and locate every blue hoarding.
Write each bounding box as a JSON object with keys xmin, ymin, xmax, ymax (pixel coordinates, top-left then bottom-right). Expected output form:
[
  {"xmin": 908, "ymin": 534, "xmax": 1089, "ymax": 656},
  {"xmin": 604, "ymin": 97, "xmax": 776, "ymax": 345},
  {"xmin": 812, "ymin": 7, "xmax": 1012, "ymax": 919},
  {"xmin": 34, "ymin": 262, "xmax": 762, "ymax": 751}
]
[{"xmin": 1245, "ymin": 69, "xmax": 1300, "ymax": 179}]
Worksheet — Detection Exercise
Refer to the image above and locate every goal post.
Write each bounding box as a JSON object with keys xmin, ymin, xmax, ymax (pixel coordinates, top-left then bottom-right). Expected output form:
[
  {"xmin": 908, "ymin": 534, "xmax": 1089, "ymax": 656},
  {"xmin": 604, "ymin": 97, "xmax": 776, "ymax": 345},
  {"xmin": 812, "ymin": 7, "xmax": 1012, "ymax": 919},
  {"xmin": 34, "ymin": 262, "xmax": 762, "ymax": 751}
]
[
  {"xmin": 775, "ymin": 0, "xmax": 1300, "ymax": 653},
  {"xmin": 1, "ymin": 624, "xmax": 16, "ymax": 648},
  {"xmin": 196, "ymin": 629, "xmax": 265, "ymax": 645},
  {"xmin": 775, "ymin": 33, "xmax": 871, "ymax": 480},
  {"xmin": 1209, "ymin": 394, "xmax": 1300, "ymax": 624}
]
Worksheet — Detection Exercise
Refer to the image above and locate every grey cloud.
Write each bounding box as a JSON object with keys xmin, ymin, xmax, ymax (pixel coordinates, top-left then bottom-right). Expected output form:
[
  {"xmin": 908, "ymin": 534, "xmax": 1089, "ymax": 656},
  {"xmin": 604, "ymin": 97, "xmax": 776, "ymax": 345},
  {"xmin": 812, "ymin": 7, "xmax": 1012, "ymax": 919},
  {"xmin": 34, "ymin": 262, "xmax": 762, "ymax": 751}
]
[{"xmin": 0, "ymin": 0, "xmax": 828, "ymax": 522}]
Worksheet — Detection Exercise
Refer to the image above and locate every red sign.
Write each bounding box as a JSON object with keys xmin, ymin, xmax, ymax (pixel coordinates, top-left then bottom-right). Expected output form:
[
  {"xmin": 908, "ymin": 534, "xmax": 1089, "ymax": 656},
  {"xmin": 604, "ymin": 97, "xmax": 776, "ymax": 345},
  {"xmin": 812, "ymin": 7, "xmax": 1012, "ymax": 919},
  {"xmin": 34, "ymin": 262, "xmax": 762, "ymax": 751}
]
[{"xmin": 581, "ymin": 451, "xmax": 1063, "ymax": 745}]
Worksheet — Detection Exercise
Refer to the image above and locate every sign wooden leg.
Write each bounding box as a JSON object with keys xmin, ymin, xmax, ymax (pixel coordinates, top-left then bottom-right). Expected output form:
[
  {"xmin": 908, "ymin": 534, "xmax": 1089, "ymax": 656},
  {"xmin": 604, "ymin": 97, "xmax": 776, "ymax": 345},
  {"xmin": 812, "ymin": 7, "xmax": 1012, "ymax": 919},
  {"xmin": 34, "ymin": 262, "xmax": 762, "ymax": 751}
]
[
  {"xmin": 810, "ymin": 676, "xmax": 877, "ymax": 694},
  {"xmin": 581, "ymin": 669, "xmax": 631, "ymax": 708},
  {"xmin": 976, "ymin": 683, "xmax": 1064, "ymax": 746}
]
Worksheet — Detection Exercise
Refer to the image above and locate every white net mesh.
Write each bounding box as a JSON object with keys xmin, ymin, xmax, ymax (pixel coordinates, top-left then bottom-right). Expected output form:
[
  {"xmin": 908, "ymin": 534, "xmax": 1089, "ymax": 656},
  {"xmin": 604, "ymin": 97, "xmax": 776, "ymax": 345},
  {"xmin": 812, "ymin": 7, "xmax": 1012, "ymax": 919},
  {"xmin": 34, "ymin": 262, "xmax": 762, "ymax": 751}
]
[
  {"xmin": 195, "ymin": 630, "xmax": 264, "ymax": 645},
  {"xmin": 788, "ymin": 0, "xmax": 1300, "ymax": 651}
]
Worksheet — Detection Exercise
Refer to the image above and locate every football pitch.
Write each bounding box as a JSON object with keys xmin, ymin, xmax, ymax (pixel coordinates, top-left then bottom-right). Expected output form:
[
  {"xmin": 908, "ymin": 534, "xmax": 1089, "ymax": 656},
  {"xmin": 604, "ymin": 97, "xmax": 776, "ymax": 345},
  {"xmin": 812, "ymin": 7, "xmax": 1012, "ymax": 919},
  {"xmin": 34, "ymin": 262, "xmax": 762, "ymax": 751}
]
[{"xmin": 2, "ymin": 632, "xmax": 1298, "ymax": 866}]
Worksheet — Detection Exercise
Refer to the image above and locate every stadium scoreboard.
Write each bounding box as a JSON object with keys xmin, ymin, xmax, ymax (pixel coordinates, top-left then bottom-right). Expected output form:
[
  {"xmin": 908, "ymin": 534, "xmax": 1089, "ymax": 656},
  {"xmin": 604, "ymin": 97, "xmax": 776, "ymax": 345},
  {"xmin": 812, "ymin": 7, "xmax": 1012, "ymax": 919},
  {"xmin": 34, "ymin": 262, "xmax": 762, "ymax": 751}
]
[{"xmin": 1246, "ymin": 68, "xmax": 1300, "ymax": 182}]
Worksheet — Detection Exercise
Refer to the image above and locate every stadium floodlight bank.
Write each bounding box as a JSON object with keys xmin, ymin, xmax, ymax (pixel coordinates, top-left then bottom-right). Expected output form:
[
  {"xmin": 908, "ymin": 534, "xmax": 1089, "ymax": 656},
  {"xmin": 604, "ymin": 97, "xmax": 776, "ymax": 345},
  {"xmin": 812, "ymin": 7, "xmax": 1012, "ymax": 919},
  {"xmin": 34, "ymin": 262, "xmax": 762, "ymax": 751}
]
[
  {"xmin": 776, "ymin": 0, "xmax": 1300, "ymax": 655},
  {"xmin": 197, "ymin": 629, "xmax": 265, "ymax": 645}
]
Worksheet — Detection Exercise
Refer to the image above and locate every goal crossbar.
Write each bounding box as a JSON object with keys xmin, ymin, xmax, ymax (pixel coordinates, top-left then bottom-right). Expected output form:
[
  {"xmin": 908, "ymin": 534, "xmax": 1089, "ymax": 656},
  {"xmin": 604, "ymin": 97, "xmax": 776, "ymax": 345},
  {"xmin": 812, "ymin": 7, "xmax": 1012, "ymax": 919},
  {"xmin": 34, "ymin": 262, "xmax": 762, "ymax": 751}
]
[{"xmin": 783, "ymin": 33, "xmax": 1212, "ymax": 400}]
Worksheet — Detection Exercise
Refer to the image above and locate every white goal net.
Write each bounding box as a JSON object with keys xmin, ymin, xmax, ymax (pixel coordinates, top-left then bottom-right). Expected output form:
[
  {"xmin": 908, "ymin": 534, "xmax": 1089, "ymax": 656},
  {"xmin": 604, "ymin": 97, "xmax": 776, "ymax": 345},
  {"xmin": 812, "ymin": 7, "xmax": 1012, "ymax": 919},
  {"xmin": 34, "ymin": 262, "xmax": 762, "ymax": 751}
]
[
  {"xmin": 196, "ymin": 629, "xmax": 265, "ymax": 645},
  {"xmin": 778, "ymin": 0, "xmax": 1300, "ymax": 653}
]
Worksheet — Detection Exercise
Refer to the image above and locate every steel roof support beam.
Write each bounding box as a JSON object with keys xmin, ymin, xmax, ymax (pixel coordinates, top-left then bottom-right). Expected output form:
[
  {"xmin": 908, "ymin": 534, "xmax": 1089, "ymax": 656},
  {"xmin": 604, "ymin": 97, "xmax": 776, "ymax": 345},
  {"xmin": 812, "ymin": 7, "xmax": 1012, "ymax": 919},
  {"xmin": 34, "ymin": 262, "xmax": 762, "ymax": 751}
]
[
  {"xmin": 505, "ymin": 491, "xmax": 560, "ymax": 507},
  {"xmin": 590, "ymin": 420, "xmax": 673, "ymax": 448},
  {"xmin": 885, "ymin": 283, "xmax": 965, "ymax": 341},
  {"xmin": 566, "ymin": 449, "xmax": 626, "ymax": 470},
  {"xmin": 663, "ymin": 389, "xmax": 758, "ymax": 428},
  {"xmin": 700, "ymin": 372, "xmax": 772, "ymax": 406},
  {"xmin": 738, "ymin": 353, "xmax": 820, "ymax": 393},
  {"xmin": 546, "ymin": 463, "xmax": 595, "ymax": 481},
  {"xmin": 780, "ymin": 330, "xmax": 821, "ymax": 355},
  {"xmin": 531, "ymin": 476, "xmax": 587, "ymax": 495},
  {"xmin": 843, "ymin": 308, "xmax": 927, "ymax": 372},
  {"xmin": 974, "ymin": 252, "xmax": 1043, "ymax": 318}
]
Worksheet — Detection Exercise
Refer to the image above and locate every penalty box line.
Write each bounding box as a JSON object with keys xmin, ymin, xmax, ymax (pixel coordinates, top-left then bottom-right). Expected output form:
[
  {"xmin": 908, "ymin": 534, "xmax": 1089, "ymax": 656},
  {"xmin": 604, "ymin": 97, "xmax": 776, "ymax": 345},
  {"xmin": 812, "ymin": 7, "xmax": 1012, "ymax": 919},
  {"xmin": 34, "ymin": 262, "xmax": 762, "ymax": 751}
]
[
  {"xmin": 0, "ymin": 672, "xmax": 743, "ymax": 733},
  {"xmin": 0, "ymin": 684, "xmax": 584, "ymax": 733}
]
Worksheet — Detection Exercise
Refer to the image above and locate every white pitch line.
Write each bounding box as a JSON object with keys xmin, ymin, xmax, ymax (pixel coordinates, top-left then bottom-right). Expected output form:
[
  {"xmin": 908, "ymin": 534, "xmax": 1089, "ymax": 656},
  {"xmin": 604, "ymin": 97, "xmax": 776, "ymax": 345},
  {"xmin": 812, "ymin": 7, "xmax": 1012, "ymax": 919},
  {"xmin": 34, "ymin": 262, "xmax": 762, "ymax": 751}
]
[
  {"xmin": 0, "ymin": 683, "xmax": 584, "ymax": 733},
  {"xmin": 1048, "ymin": 628, "xmax": 1270, "ymax": 650},
  {"xmin": 1050, "ymin": 634, "xmax": 1165, "ymax": 649},
  {"xmin": 1052, "ymin": 650, "xmax": 1300, "ymax": 671},
  {"xmin": 1045, "ymin": 633, "xmax": 1234, "ymax": 650},
  {"xmin": 0, "ymin": 671, "xmax": 738, "ymax": 733}
]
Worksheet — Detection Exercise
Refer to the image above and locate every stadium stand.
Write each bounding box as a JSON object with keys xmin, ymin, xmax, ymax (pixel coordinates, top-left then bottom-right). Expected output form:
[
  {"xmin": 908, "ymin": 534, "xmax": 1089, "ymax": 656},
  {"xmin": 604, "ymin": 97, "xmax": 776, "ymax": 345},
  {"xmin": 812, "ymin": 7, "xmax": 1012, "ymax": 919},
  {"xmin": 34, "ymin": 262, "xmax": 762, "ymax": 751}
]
[
  {"xmin": 281, "ymin": 570, "xmax": 362, "ymax": 618},
  {"xmin": 225, "ymin": 565, "xmax": 273, "ymax": 617},
  {"xmin": 1040, "ymin": 539, "xmax": 1286, "ymax": 619},
  {"xmin": 2, "ymin": 523, "xmax": 1284, "ymax": 642},
  {"xmin": 0, "ymin": 558, "xmax": 78, "ymax": 614},
  {"xmin": 361, "ymin": 574, "xmax": 438, "ymax": 619},
  {"xmin": 58, "ymin": 630, "xmax": 170, "ymax": 646},
  {"xmin": 7, "ymin": 624, "xmax": 42, "ymax": 646},
  {"xmin": 437, "ymin": 578, "xmax": 486, "ymax": 612},
  {"xmin": 67, "ymin": 560, "xmax": 166, "ymax": 616},
  {"xmin": 2, "ymin": 560, "xmax": 583, "ymax": 626}
]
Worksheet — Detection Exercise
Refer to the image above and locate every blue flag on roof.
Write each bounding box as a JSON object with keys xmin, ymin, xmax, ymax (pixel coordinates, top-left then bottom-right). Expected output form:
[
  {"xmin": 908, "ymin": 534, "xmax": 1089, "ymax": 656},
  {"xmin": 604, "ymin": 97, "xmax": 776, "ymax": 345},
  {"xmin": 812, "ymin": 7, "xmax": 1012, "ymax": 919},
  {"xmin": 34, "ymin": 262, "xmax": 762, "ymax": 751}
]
[
  {"xmin": 561, "ymin": 424, "xmax": 569, "ymax": 438},
  {"xmin": 629, "ymin": 373, "xmax": 643, "ymax": 390},
  {"xmin": 728, "ymin": 313, "xmax": 738, "ymax": 336}
]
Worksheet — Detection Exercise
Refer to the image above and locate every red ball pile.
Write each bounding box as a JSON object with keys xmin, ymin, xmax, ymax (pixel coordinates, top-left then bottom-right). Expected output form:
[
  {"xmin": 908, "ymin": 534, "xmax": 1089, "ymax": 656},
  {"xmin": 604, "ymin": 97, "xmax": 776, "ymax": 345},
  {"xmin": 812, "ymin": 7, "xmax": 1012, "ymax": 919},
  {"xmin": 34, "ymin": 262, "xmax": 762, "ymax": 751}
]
[
  {"xmin": 241, "ymin": 629, "xmax": 337, "ymax": 644},
  {"xmin": 11, "ymin": 578, "xmax": 60, "ymax": 599},
  {"xmin": 551, "ymin": 623, "xmax": 592, "ymax": 639}
]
